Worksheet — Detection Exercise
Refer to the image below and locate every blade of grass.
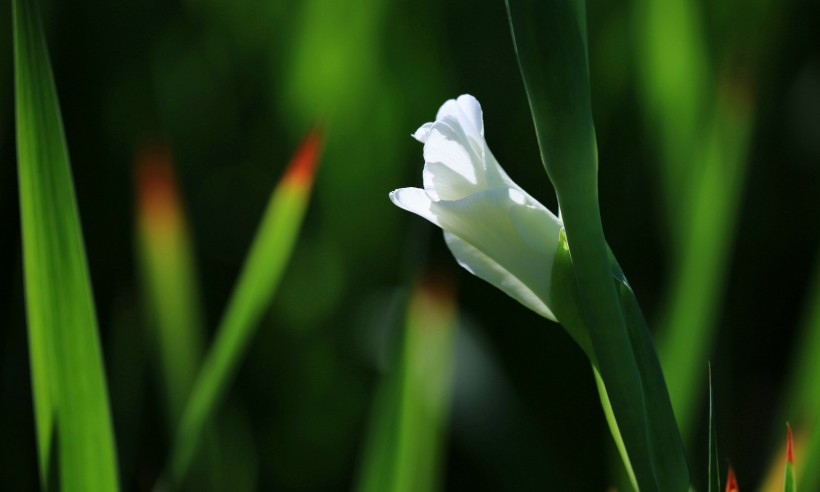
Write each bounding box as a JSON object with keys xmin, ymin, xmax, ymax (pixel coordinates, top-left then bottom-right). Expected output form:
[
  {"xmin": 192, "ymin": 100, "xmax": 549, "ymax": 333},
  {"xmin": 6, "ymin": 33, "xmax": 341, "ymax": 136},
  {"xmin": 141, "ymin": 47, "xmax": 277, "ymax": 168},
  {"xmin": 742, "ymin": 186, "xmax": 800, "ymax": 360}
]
[
  {"xmin": 13, "ymin": 0, "xmax": 119, "ymax": 490},
  {"xmin": 781, "ymin": 251, "xmax": 820, "ymax": 492},
  {"xmin": 135, "ymin": 142, "xmax": 205, "ymax": 423},
  {"xmin": 391, "ymin": 278, "xmax": 455, "ymax": 492},
  {"xmin": 167, "ymin": 128, "xmax": 323, "ymax": 485},
  {"xmin": 356, "ymin": 276, "xmax": 457, "ymax": 492},
  {"xmin": 634, "ymin": 0, "xmax": 710, "ymax": 230},
  {"xmin": 635, "ymin": 0, "xmax": 768, "ymax": 442},
  {"xmin": 784, "ymin": 424, "xmax": 796, "ymax": 492},
  {"xmin": 656, "ymin": 80, "xmax": 753, "ymax": 439}
]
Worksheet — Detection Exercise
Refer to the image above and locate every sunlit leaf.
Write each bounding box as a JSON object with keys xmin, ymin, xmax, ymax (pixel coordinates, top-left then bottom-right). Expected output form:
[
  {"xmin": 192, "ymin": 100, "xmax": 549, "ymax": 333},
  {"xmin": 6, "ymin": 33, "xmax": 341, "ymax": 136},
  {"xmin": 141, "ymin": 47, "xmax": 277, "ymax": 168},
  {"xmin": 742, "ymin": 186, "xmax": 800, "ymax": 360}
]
[
  {"xmin": 167, "ymin": 128, "xmax": 323, "ymax": 485},
  {"xmin": 14, "ymin": 0, "xmax": 119, "ymax": 489},
  {"xmin": 356, "ymin": 276, "xmax": 457, "ymax": 492},
  {"xmin": 136, "ymin": 142, "xmax": 206, "ymax": 423}
]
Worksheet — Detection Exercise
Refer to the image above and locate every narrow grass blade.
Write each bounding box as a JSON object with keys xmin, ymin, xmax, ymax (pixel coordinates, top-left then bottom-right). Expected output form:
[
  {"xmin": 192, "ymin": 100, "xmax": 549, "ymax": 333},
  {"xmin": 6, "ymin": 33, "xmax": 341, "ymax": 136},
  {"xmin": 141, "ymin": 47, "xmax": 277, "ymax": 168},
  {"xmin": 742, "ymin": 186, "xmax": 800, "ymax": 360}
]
[
  {"xmin": 13, "ymin": 0, "xmax": 119, "ymax": 489},
  {"xmin": 634, "ymin": 0, "xmax": 763, "ymax": 443},
  {"xmin": 592, "ymin": 366, "xmax": 638, "ymax": 491},
  {"xmin": 634, "ymin": 0, "xmax": 709, "ymax": 226},
  {"xmin": 708, "ymin": 365, "xmax": 720, "ymax": 492},
  {"xmin": 135, "ymin": 143, "xmax": 205, "ymax": 423},
  {"xmin": 391, "ymin": 278, "xmax": 456, "ymax": 492},
  {"xmin": 784, "ymin": 424, "xmax": 796, "ymax": 492},
  {"xmin": 657, "ymin": 83, "xmax": 753, "ymax": 438},
  {"xmin": 356, "ymin": 276, "xmax": 457, "ymax": 492},
  {"xmin": 167, "ymin": 128, "xmax": 323, "ymax": 485},
  {"xmin": 781, "ymin": 252, "xmax": 820, "ymax": 492}
]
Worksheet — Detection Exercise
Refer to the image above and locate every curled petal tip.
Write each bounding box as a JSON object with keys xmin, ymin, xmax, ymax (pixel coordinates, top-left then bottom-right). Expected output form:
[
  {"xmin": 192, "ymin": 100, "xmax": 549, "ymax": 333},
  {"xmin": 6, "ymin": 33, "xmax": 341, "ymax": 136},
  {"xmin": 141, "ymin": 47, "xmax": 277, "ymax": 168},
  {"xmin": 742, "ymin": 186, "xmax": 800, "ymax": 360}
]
[{"xmin": 412, "ymin": 122, "xmax": 434, "ymax": 143}]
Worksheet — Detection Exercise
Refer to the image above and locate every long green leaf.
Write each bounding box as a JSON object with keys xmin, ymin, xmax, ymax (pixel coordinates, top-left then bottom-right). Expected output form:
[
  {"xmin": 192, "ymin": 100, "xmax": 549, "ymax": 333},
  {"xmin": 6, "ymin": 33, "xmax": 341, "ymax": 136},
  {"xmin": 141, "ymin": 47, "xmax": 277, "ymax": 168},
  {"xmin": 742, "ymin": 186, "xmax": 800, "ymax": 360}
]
[
  {"xmin": 356, "ymin": 278, "xmax": 457, "ymax": 492},
  {"xmin": 135, "ymin": 144, "xmax": 205, "ymax": 423},
  {"xmin": 782, "ymin": 251, "xmax": 820, "ymax": 492},
  {"xmin": 507, "ymin": 1, "xmax": 688, "ymax": 489},
  {"xmin": 167, "ymin": 129, "xmax": 322, "ymax": 485},
  {"xmin": 656, "ymin": 82, "xmax": 753, "ymax": 439},
  {"xmin": 634, "ymin": 0, "xmax": 709, "ymax": 227},
  {"xmin": 14, "ymin": 0, "xmax": 119, "ymax": 490},
  {"xmin": 613, "ymin": 273, "xmax": 690, "ymax": 490},
  {"xmin": 635, "ymin": 0, "xmax": 760, "ymax": 441}
]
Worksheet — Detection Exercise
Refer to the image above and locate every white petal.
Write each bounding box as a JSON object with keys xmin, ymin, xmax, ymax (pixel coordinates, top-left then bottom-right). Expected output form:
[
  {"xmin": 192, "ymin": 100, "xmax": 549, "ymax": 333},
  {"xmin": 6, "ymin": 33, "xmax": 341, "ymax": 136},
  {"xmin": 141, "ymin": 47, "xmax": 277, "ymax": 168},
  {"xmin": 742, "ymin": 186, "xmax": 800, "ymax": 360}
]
[
  {"xmin": 422, "ymin": 161, "xmax": 484, "ymax": 201},
  {"xmin": 434, "ymin": 94, "xmax": 484, "ymax": 141},
  {"xmin": 429, "ymin": 188, "xmax": 560, "ymax": 320},
  {"xmin": 444, "ymin": 232, "xmax": 557, "ymax": 321},
  {"xmin": 412, "ymin": 122, "xmax": 434, "ymax": 143},
  {"xmin": 508, "ymin": 198, "xmax": 563, "ymax": 258},
  {"xmin": 395, "ymin": 95, "xmax": 564, "ymax": 321},
  {"xmin": 388, "ymin": 188, "xmax": 441, "ymax": 227},
  {"xmin": 433, "ymin": 96, "xmax": 519, "ymax": 192},
  {"xmin": 422, "ymin": 122, "xmax": 483, "ymax": 189}
]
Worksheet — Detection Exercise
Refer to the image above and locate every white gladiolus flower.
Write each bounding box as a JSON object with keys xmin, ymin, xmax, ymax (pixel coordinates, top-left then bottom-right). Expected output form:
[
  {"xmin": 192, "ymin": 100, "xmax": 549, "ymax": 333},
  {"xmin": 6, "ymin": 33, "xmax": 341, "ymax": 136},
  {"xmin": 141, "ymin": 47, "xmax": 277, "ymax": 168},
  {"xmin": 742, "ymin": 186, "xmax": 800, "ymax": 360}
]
[{"xmin": 390, "ymin": 94, "xmax": 564, "ymax": 322}]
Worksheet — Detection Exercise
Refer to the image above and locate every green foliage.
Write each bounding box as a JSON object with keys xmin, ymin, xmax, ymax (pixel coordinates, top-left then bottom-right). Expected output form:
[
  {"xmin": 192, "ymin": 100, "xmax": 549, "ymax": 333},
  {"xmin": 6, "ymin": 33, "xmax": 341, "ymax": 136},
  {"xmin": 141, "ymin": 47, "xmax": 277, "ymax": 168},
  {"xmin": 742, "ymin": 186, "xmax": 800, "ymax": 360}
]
[
  {"xmin": 13, "ymin": 0, "xmax": 119, "ymax": 489},
  {"xmin": 167, "ymin": 132, "xmax": 321, "ymax": 486},
  {"xmin": 356, "ymin": 281, "xmax": 456, "ymax": 492},
  {"xmin": 784, "ymin": 425, "xmax": 795, "ymax": 492},
  {"xmin": 136, "ymin": 147, "xmax": 206, "ymax": 424},
  {"xmin": 635, "ymin": 0, "xmax": 762, "ymax": 441},
  {"xmin": 508, "ymin": 0, "xmax": 688, "ymax": 489},
  {"xmin": 783, "ymin": 253, "xmax": 820, "ymax": 491}
]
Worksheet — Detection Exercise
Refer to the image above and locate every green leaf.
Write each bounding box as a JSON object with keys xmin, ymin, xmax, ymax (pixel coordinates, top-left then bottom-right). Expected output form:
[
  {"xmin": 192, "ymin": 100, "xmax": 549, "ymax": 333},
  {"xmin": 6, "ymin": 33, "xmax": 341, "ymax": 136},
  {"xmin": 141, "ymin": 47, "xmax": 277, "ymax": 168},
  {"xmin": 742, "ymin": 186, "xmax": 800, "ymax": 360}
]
[
  {"xmin": 634, "ymin": 0, "xmax": 710, "ymax": 223},
  {"xmin": 13, "ymin": 0, "xmax": 120, "ymax": 490},
  {"xmin": 656, "ymin": 84, "xmax": 753, "ymax": 439},
  {"xmin": 613, "ymin": 273, "xmax": 690, "ymax": 491},
  {"xmin": 508, "ymin": 1, "xmax": 689, "ymax": 489},
  {"xmin": 166, "ymin": 129, "xmax": 322, "ymax": 485},
  {"xmin": 708, "ymin": 365, "xmax": 720, "ymax": 492},
  {"xmin": 135, "ymin": 144, "xmax": 206, "ymax": 424},
  {"xmin": 356, "ymin": 278, "xmax": 457, "ymax": 492},
  {"xmin": 504, "ymin": 0, "xmax": 596, "ymax": 192},
  {"xmin": 782, "ymin": 251, "xmax": 820, "ymax": 492},
  {"xmin": 784, "ymin": 424, "xmax": 795, "ymax": 492},
  {"xmin": 552, "ymin": 231, "xmax": 690, "ymax": 491}
]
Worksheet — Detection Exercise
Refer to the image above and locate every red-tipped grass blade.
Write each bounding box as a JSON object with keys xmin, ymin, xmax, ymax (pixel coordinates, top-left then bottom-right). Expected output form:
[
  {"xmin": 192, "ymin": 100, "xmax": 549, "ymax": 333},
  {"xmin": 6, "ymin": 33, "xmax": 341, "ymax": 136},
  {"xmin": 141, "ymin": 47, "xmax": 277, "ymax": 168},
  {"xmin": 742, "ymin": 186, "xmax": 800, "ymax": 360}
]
[{"xmin": 166, "ymin": 126, "xmax": 323, "ymax": 486}]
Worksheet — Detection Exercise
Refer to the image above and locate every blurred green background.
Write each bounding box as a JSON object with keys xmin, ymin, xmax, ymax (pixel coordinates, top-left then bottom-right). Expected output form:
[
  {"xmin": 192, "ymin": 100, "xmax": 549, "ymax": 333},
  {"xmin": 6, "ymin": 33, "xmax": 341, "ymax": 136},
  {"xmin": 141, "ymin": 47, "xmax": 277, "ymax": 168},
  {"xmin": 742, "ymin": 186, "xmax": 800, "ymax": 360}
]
[{"xmin": 2, "ymin": 0, "xmax": 820, "ymax": 490}]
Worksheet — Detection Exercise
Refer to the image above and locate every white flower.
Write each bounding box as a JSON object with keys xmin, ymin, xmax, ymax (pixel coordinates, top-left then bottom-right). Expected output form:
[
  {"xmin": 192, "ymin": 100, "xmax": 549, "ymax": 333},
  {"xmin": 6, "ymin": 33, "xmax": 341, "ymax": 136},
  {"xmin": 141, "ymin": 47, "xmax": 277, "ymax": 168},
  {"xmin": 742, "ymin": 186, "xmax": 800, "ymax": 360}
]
[{"xmin": 390, "ymin": 94, "xmax": 564, "ymax": 322}]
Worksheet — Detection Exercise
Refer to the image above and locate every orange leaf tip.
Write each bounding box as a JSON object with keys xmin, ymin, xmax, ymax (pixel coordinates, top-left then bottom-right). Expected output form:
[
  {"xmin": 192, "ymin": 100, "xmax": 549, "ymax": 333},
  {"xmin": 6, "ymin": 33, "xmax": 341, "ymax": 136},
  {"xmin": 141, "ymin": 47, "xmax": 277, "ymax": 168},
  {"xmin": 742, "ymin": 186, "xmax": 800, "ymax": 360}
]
[
  {"xmin": 725, "ymin": 466, "xmax": 738, "ymax": 492},
  {"xmin": 283, "ymin": 126, "xmax": 323, "ymax": 187},
  {"xmin": 136, "ymin": 141, "xmax": 182, "ymax": 233},
  {"xmin": 786, "ymin": 422, "xmax": 794, "ymax": 465}
]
